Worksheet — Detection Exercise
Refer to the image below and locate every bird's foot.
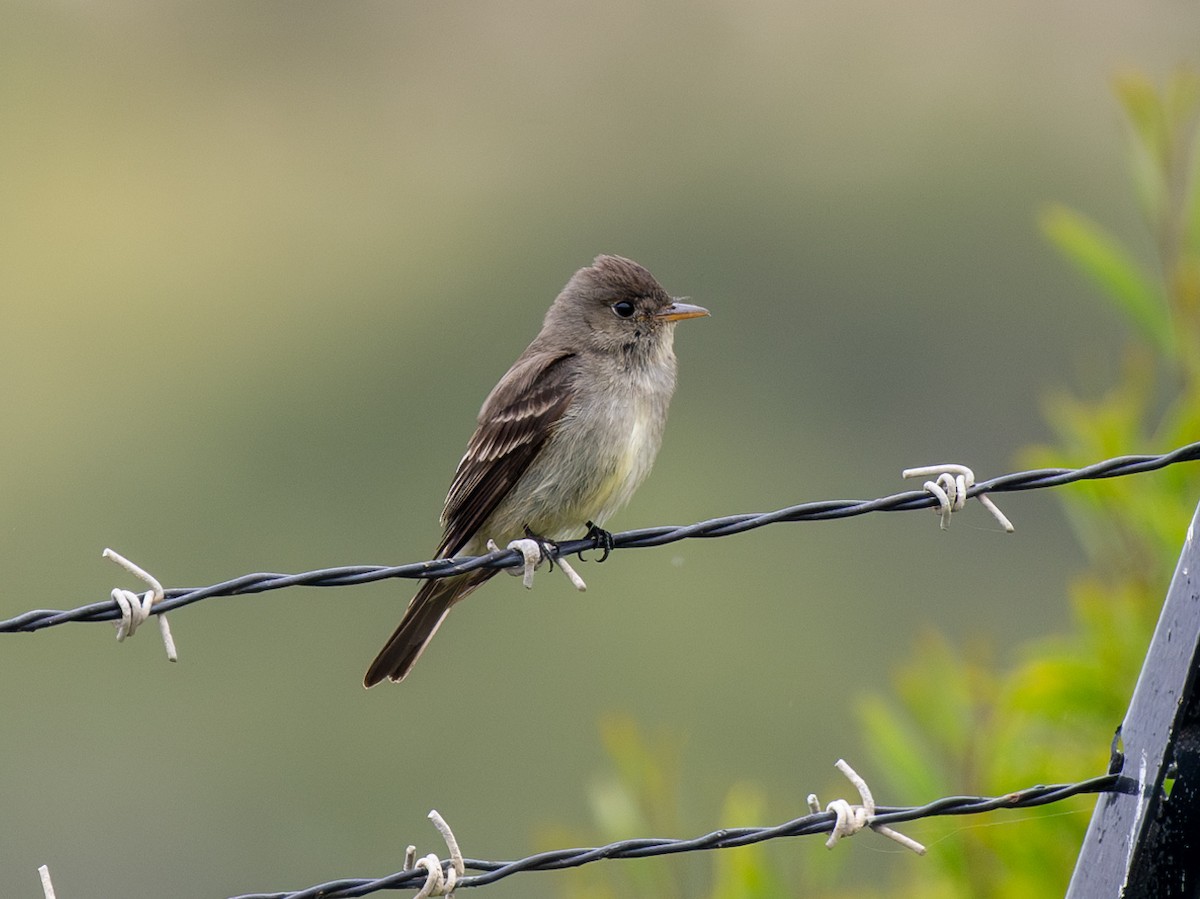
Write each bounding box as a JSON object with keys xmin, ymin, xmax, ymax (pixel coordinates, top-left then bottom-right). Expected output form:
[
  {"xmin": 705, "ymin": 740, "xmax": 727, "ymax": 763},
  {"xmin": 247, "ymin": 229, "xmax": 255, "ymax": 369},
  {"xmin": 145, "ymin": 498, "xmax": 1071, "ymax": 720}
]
[
  {"xmin": 523, "ymin": 525, "xmax": 559, "ymax": 573},
  {"xmin": 580, "ymin": 520, "xmax": 615, "ymax": 563},
  {"xmin": 521, "ymin": 525, "xmax": 588, "ymax": 592}
]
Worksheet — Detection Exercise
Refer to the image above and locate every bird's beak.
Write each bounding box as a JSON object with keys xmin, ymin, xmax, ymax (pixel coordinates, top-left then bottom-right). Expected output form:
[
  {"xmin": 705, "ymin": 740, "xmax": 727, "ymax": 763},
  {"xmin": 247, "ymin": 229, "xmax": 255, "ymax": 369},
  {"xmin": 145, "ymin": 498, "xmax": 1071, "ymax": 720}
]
[{"xmin": 655, "ymin": 301, "xmax": 710, "ymax": 322}]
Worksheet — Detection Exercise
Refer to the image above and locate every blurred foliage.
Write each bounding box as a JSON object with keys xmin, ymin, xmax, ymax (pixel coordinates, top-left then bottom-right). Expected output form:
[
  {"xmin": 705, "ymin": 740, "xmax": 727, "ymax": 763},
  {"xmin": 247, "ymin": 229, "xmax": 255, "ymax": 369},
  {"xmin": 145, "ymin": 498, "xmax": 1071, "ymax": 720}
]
[
  {"xmin": 860, "ymin": 67, "xmax": 1200, "ymax": 897},
  {"xmin": 540, "ymin": 714, "xmax": 802, "ymax": 899},
  {"xmin": 547, "ymin": 68, "xmax": 1200, "ymax": 897}
]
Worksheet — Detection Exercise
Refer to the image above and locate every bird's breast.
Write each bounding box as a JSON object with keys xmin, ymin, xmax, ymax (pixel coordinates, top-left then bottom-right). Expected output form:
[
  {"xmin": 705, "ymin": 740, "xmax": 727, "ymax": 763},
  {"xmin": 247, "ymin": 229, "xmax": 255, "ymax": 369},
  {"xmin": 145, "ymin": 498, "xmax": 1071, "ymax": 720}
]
[
  {"xmin": 482, "ymin": 362, "xmax": 674, "ymax": 544},
  {"xmin": 577, "ymin": 388, "xmax": 667, "ymax": 526}
]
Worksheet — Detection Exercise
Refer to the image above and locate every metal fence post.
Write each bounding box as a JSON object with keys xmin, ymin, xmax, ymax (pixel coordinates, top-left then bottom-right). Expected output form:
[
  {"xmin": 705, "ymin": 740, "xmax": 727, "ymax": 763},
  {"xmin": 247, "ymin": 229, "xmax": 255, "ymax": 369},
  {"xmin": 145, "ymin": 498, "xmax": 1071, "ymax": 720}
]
[{"xmin": 1066, "ymin": 501, "xmax": 1200, "ymax": 898}]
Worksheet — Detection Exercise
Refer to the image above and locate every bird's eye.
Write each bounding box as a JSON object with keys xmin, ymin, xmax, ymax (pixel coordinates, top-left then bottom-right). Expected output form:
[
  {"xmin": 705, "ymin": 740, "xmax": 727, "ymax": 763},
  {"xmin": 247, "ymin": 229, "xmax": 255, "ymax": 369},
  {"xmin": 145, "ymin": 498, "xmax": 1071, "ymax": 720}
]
[{"xmin": 612, "ymin": 300, "xmax": 636, "ymax": 319}]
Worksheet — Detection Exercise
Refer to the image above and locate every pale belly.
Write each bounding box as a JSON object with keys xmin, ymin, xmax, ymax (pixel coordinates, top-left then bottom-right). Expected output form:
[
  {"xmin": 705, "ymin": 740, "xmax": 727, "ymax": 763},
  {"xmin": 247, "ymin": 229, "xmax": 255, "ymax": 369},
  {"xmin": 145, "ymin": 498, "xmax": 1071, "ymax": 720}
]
[{"xmin": 478, "ymin": 391, "xmax": 667, "ymax": 545}]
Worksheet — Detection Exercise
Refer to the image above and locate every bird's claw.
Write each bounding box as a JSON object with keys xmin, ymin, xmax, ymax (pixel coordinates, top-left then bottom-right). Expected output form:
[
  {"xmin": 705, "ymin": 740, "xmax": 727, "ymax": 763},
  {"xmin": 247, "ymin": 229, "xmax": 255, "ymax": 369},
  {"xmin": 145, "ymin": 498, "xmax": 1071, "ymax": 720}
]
[
  {"xmin": 523, "ymin": 525, "xmax": 559, "ymax": 573},
  {"xmin": 580, "ymin": 520, "xmax": 615, "ymax": 562}
]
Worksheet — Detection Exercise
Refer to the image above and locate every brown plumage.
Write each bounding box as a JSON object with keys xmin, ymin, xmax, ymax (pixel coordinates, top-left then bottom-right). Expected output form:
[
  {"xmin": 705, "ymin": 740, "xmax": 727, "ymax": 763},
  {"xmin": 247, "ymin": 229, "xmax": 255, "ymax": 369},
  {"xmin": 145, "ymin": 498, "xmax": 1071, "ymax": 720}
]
[{"xmin": 364, "ymin": 255, "xmax": 707, "ymax": 686}]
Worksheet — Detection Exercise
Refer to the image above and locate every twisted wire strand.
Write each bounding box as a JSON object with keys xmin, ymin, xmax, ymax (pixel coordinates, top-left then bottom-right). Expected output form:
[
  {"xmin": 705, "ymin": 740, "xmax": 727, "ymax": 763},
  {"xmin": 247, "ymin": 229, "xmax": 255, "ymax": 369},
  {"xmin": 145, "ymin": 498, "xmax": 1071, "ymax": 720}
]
[
  {"xmin": 4, "ymin": 442, "xmax": 1199, "ymax": 634},
  {"xmin": 228, "ymin": 774, "xmax": 1124, "ymax": 899}
]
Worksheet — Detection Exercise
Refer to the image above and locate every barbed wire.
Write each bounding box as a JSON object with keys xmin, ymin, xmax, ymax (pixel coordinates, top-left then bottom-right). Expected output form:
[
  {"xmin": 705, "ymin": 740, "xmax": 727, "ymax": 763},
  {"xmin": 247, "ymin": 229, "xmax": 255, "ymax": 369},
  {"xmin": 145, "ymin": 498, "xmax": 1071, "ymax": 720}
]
[
  {"xmin": 227, "ymin": 772, "xmax": 1125, "ymax": 898},
  {"xmin": 3, "ymin": 441, "xmax": 1199, "ymax": 636}
]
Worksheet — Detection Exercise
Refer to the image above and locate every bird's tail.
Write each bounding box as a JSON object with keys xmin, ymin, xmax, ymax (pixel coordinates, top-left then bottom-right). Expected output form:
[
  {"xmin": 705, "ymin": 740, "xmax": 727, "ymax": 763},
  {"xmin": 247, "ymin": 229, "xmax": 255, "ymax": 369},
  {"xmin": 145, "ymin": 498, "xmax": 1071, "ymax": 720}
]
[{"xmin": 363, "ymin": 570, "xmax": 495, "ymax": 687}]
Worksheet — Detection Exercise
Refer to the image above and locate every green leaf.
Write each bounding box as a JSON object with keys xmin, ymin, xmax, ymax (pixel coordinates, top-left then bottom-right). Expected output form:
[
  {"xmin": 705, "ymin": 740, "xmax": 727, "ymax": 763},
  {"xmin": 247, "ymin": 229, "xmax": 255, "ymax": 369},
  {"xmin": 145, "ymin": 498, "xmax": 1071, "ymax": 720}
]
[
  {"xmin": 1039, "ymin": 204, "xmax": 1174, "ymax": 357},
  {"xmin": 1187, "ymin": 130, "xmax": 1200, "ymax": 255},
  {"xmin": 1115, "ymin": 71, "xmax": 1171, "ymax": 221},
  {"xmin": 1114, "ymin": 71, "xmax": 1168, "ymax": 171},
  {"xmin": 707, "ymin": 784, "xmax": 788, "ymax": 899}
]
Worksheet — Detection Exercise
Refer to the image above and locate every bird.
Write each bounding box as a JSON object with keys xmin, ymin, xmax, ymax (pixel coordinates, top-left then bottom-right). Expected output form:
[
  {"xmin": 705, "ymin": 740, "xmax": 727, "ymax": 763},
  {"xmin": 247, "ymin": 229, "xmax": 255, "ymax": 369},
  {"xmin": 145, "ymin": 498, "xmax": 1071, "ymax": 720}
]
[{"xmin": 364, "ymin": 254, "xmax": 708, "ymax": 686}]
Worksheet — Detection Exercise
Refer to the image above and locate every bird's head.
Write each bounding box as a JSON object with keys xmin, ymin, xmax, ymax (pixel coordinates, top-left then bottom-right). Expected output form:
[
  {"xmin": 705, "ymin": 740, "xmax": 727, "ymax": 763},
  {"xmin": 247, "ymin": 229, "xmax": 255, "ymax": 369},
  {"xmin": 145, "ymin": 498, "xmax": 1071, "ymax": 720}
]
[{"xmin": 545, "ymin": 254, "xmax": 708, "ymax": 360}]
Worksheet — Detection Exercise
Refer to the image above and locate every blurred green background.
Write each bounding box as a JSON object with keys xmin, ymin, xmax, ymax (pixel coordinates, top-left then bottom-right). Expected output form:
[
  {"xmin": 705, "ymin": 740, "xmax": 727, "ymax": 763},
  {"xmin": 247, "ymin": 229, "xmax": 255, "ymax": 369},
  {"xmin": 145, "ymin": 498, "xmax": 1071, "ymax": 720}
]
[{"xmin": 2, "ymin": 2, "xmax": 1196, "ymax": 897}]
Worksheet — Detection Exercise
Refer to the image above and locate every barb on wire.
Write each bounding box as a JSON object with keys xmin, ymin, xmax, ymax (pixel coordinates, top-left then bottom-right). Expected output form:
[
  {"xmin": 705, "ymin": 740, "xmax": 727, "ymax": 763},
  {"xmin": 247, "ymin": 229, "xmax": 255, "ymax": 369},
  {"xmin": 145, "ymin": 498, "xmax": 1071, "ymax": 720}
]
[
  {"xmin": 409, "ymin": 810, "xmax": 464, "ymax": 899},
  {"xmin": 3, "ymin": 442, "xmax": 1199, "ymax": 637},
  {"xmin": 103, "ymin": 548, "xmax": 178, "ymax": 661},
  {"xmin": 902, "ymin": 463, "xmax": 1015, "ymax": 532},
  {"xmin": 808, "ymin": 758, "xmax": 926, "ymax": 854},
  {"xmin": 38, "ymin": 865, "xmax": 56, "ymax": 899},
  {"xmin": 226, "ymin": 773, "xmax": 1126, "ymax": 899}
]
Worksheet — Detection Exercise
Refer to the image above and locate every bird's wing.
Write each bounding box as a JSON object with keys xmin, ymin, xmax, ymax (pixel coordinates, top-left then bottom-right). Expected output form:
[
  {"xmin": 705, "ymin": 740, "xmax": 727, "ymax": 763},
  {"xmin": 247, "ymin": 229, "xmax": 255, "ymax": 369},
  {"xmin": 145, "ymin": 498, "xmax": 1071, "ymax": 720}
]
[{"xmin": 436, "ymin": 351, "xmax": 578, "ymax": 557}]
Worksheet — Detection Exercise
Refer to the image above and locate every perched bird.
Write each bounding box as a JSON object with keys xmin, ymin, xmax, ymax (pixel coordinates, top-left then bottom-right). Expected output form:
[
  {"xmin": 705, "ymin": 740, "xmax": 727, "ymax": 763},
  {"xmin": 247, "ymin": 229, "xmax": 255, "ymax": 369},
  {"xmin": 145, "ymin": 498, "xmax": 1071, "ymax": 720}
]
[{"xmin": 364, "ymin": 255, "xmax": 708, "ymax": 686}]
